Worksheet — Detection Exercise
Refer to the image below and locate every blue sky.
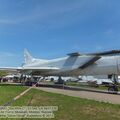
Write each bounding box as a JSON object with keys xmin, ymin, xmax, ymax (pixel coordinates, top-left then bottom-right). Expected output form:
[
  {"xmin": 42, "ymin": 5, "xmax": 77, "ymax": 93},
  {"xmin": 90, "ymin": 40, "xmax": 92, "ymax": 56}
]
[{"xmin": 0, "ymin": 0, "xmax": 120, "ymax": 66}]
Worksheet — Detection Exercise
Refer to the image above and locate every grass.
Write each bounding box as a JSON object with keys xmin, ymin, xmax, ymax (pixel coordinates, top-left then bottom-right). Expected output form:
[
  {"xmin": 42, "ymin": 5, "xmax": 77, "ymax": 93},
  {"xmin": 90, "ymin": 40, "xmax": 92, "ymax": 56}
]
[
  {"xmin": 66, "ymin": 81, "xmax": 118, "ymax": 91},
  {"xmin": 1, "ymin": 85, "xmax": 120, "ymax": 120},
  {"xmin": 39, "ymin": 81, "xmax": 110, "ymax": 91},
  {"xmin": 0, "ymin": 84, "xmax": 28, "ymax": 105},
  {"xmin": 11, "ymin": 88, "xmax": 120, "ymax": 120},
  {"xmin": 66, "ymin": 81, "xmax": 106, "ymax": 89}
]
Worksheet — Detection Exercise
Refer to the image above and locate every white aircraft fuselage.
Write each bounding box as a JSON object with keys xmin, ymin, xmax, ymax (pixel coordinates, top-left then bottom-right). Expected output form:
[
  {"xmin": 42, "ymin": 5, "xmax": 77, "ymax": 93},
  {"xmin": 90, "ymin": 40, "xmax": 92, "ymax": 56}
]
[{"xmin": 22, "ymin": 54, "xmax": 120, "ymax": 76}]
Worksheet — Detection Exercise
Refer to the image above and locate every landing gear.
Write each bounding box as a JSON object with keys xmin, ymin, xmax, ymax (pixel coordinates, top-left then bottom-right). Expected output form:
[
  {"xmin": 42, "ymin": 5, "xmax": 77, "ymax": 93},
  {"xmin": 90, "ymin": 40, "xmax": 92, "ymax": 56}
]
[
  {"xmin": 54, "ymin": 76, "xmax": 66, "ymax": 85},
  {"xmin": 108, "ymin": 74, "xmax": 119, "ymax": 94},
  {"xmin": 108, "ymin": 85, "xmax": 118, "ymax": 94}
]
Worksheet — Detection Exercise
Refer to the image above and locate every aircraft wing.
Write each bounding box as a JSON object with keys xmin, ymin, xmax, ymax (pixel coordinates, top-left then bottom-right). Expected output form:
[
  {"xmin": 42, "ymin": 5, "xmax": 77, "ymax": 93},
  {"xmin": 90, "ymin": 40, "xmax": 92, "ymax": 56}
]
[
  {"xmin": 79, "ymin": 56, "xmax": 101, "ymax": 69},
  {"xmin": 68, "ymin": 52, "xmax": 101, "ymax": 69}
]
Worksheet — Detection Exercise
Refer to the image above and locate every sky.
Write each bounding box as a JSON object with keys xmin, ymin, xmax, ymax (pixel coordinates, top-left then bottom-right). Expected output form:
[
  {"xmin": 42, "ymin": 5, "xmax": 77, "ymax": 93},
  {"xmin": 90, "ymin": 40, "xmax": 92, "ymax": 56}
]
[{"xmin": 0, "ymin": 0, "xmax": 120, "ymax": 66}]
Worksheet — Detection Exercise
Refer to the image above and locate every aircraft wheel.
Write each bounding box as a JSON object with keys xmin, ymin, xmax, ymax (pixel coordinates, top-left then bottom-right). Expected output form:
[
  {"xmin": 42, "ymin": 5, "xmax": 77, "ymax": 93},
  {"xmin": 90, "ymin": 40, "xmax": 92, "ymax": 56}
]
[{"xmin": 108, "ymin": 86, "xmax": 118, "ymax": 94}]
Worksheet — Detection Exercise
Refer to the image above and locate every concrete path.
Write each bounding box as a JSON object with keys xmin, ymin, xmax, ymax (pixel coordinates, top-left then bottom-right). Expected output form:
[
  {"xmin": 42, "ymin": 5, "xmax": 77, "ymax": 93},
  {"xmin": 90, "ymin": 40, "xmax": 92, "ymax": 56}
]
[{"xmin": 35, "ymin": 87, "xmax": 120, "ymax": 104}]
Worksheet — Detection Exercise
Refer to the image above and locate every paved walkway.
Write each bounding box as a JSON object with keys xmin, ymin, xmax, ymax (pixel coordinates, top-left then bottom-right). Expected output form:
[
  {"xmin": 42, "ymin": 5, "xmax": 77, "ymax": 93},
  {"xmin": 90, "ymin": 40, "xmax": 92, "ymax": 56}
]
[{"xmin": 35, "ymin": 87, "xmax": 120, "ymax": 104}]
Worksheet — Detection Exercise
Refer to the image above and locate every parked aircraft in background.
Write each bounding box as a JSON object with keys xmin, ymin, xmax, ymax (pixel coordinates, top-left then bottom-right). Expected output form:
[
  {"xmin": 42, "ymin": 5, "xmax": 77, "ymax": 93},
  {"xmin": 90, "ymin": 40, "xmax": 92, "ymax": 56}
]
[{"xmin": 1, "ymin": 49, "xmax": 120, "ymax": 93}]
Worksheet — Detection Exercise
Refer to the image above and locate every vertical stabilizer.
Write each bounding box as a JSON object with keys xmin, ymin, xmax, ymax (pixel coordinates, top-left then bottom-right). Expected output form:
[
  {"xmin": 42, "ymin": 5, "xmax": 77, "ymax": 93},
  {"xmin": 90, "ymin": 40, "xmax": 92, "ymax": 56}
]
[
  {"xmin": 24, "ymin": 49, "xmax": 34, "ymax": 64},
  {"xmin": 24, "ymin": 49, "xmax": 48, "ymax": 65}
]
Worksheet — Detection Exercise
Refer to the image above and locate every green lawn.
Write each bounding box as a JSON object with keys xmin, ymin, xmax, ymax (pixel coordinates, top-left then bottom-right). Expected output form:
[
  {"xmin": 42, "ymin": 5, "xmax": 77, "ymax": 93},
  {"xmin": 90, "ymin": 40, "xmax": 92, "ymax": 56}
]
[
  {"xmin": 12, "ymin": 88, "xmax": 120, "ymax": 120},
  {"xmin": 39, "ymin": 81, "xmax": 110, "ymax": 91},
  {"xmin": 0, "ymin": 85, "xmax": 120, "ymax": 120},
  {"xmin": 66, "ymin": 81, "xmax": 115, "ymax": 91},
  {"xmin": 0, "ymin": 84, "xmax": 28, "ymax": 105}
]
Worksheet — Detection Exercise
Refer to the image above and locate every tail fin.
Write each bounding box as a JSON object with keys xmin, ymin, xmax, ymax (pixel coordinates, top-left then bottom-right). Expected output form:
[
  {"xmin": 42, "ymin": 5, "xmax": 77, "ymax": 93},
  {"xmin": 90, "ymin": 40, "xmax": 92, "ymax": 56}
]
[
  {"xmin": 24, "ymin": 49, "xmax": 48, "ymax": 65},
  {"xmin": 24, "ymin": 49, "xmax": 34, "ymax": 64}
]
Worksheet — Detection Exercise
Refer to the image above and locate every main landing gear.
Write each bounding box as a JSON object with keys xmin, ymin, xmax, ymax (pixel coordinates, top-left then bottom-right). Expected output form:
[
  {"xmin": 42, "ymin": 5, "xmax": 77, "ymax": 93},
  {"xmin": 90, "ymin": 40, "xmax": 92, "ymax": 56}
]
[
  {"xmin": 54, "ymin": 76, "xmax": 65, "ymax": 85},
  {"xmin": 108, "ymin": 85, "xmax": 118, "ymax": 94},
  {"xmin": 108, "ymin": 74, "xmax": 118, "ymax": 94}
]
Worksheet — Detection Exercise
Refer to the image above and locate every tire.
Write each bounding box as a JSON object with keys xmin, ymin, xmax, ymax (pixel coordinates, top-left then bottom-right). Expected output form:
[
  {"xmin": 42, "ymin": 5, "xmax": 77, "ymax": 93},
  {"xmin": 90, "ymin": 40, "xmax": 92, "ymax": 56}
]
[{"xmin": 108, "ymin": 86, "xmax": 118, "ymax": 94}]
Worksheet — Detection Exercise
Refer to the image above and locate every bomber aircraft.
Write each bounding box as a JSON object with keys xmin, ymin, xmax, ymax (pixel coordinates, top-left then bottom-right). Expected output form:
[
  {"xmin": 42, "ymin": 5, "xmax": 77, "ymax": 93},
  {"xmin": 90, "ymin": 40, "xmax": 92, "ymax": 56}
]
[{"xmin": 1, "ymin": 49, "xmax": 120, "ymax": 93}]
